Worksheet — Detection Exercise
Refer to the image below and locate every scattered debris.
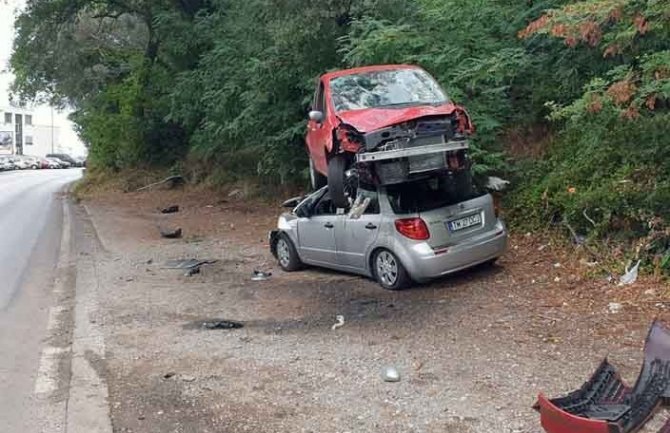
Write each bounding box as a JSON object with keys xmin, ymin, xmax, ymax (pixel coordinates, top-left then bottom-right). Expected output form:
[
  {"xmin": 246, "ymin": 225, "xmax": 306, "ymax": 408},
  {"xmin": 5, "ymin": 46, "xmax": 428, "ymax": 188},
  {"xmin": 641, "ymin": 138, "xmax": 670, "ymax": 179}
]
[
  {"xmin": 382, "ymin": 366, "xmax": 401, "ymax": 383},
  {"xmin": 136, "ymin": 175, "xmax": 185, "ymax": 192},
  {"xmin": 553, "ymin": 277, "xmax": 561, "ymax": 283},
  {"xmin": 251, "ymin": 270, "xmax": 272, "ymax": 281},
  {"xmin": 619, "ymin": 260, "xmax": 641, "ymax": 286},
  {"xmin": 538, "ymin": 244, "xmax": 549, "ymax": 252},
  {"xmin": 486, "ymin": 176, "xmax": 510, "ymax": 191},
  {"xmin": 160, "ymin": 205, "xmax": 180, "ymax": 214},
  {"xmin": 553, "ymin": 263, "xmax": 561, "ymax": 268},
  {"xmin": 608, "ymin": 302, "xmax": 622, "ymax": 314},
  {"xmin": 162, "ymin": 372, "xmax": 176, "ymax": 380},
  {"xmin": 535, "ymin": 321, "xmax": 670, "ymax": 433},
  {"xmin": 331, "ymin": 315, "xmax": 345, "ymax": 331},
  {"xmin": 159, "ymin": 227, "xmax": 182, "ymax": 239},
  {"xmin": 228, "ymin": 188, "xmax": 244, "ymax": 198},
  {"xmin": 181, "ymin": 375, "xmax": 196, "ymax": 383},
  {"xmin": 184, "ymin": 267, "xmax": 200, "ymax": 277},
  {"xmin": 163, "ymin": 259, "xmax": 217, "ymax": 270},
  {"xmin": 202, "ymin": 320, "xmax": 244, "ymax": 330}
]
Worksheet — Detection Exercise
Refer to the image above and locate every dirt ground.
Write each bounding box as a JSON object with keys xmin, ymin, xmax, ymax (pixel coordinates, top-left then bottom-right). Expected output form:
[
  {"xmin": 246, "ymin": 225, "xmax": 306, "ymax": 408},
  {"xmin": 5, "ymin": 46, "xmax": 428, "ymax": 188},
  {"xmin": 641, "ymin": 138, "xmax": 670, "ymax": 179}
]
[{"xmin": 79, "ymin": 185, "xmax": 670, "ymax": 433}]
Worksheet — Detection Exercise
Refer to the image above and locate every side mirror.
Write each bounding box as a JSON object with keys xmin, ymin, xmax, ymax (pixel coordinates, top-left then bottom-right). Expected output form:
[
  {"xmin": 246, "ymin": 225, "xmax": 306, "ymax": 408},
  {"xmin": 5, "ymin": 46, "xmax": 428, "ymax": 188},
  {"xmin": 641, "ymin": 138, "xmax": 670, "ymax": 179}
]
[
  {"xmin": 282, "ymin": 196, "xmax": 304, "ymax": 209},
  {"xmin": 308, "ymin": 110, "xmax": 324, "ymax": 123}
]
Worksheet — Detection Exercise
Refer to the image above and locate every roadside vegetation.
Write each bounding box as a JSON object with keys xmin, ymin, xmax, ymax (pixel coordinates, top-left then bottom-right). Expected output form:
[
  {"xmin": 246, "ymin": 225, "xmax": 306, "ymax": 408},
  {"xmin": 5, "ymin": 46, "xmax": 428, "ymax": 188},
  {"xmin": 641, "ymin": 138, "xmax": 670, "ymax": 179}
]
[{"xmin": 10, "ymin": 0, "xmax": 670, "ymax": 272}]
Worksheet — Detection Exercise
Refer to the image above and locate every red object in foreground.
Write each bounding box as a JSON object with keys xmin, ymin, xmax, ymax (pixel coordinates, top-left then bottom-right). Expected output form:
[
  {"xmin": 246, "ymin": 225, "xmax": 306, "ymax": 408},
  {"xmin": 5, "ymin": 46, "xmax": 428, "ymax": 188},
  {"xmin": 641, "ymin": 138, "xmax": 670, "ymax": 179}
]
[
  {"xmin": 535, "ymin": 320, "xmax": 670, "ymax": 433},
  {"xmin": 536, "ymin": 394, "xmax": 612, "ymax": 433}
]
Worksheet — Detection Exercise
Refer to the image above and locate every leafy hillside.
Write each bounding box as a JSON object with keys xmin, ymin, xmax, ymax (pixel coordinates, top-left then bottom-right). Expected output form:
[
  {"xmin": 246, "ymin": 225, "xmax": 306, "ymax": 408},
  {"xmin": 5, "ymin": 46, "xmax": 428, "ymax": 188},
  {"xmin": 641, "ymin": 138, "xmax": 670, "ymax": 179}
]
[{"xmin": 11, "ymin": 0, "xmax": 670, "ymax": 269}]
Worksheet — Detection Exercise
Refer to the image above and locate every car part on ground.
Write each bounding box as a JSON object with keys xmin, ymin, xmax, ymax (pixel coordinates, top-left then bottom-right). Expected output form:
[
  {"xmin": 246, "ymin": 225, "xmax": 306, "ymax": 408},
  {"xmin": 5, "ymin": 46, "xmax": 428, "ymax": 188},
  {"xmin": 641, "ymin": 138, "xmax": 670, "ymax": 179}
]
[
  {"xmin": 159, "ymin": 227, "xmax": 182, "ymax": 239},
  {"xmin": 535, "ymin": 320, "xmax": 670, "ymax": 433},
  {"xmin": 160, "ymin": 205, "xmax": 180, "ymax": 214},
  {"xmin": 251, "ymin": 270, "xmax": 272, "ymax": 281},
  {"xmin": 163, "ymin": 259, "xmax": 217, "ymax": 270}
]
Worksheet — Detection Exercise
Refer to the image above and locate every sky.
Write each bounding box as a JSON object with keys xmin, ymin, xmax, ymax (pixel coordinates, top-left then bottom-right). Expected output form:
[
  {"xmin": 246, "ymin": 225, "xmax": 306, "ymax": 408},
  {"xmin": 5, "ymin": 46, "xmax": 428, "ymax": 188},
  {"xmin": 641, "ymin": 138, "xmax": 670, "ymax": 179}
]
[{"xmin": 0, "ymin": 0, "xmax": 87, "ymax": 157}]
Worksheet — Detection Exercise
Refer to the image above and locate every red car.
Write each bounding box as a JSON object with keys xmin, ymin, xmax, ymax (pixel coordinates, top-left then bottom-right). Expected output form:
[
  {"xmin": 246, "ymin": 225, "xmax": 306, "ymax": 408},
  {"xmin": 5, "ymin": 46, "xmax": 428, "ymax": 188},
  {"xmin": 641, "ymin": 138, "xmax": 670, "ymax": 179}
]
[{"xmin": 306, "ymin": 64, "xmax": 474, "ymax": 207}]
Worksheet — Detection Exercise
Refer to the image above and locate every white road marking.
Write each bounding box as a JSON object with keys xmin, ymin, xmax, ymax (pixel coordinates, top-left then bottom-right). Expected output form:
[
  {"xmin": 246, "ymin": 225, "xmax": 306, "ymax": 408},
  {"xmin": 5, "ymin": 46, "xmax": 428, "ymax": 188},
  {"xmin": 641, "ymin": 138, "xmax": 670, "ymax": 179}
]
[{"xmin": 34, "ymin": 200, "xmax": 73, "ymax": 397}]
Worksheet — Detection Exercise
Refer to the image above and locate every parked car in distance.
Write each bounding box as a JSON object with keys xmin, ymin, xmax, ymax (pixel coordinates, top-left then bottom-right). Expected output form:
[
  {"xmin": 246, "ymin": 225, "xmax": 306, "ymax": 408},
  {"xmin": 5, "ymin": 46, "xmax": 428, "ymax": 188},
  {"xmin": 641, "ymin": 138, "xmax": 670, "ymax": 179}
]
[
  {"xmin": 46, "ymin": 153, "xmax": 79, "ymax": 167},
  {"xmin": 306, "ymin": 64, "xmax": 474, "ymax": 207},
  {"xmin": 0, "ymin": 156, "xmax": 15, "ymax": 171},
  {"xmin": 46, "ymin": 157, "xmax": 69, "ymax": 168},
  {"xmin": 21, "ymin": 156, "xmax": 41, "ymax": 169},
  {"xmin": 270, "ymin": 173, "xmax": 507, "ymax": 290},
  {"xmin": 10, "ymin": 156, "xmax": 31, "ymax": 170},
  {"xmin": 38, "ymin": 157, "xmax": 51, "ymax": 169}
]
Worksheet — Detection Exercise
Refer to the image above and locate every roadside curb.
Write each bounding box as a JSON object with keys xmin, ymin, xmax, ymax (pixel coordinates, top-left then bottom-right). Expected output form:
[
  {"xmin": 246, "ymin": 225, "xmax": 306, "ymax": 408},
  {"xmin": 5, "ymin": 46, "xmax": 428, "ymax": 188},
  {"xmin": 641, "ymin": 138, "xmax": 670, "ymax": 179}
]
[{"xmin": 65, "ymin": 201, "xmax": 113, "ymax": 433}]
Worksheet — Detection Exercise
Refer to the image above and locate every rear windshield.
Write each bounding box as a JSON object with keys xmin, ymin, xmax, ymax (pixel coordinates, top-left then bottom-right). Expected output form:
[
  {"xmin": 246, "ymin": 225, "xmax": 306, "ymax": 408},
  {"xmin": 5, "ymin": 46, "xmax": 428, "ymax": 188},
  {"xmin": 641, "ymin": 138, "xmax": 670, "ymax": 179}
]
[{"xmin": 386, "ymin": 172, "xmax": 484, "ymax": 214}]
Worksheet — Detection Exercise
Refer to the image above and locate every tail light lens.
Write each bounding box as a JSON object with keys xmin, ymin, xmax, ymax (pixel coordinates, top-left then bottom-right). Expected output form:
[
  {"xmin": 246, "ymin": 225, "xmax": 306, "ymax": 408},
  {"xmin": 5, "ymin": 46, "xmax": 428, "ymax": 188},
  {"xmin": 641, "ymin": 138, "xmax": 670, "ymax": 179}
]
[
  {"xmin": 492, "ymin": 194, "xmax": 501, "ymax": 218},
  {"xmin": 395, "ymin": 218, "xmax": 430, "ymax": 241}
]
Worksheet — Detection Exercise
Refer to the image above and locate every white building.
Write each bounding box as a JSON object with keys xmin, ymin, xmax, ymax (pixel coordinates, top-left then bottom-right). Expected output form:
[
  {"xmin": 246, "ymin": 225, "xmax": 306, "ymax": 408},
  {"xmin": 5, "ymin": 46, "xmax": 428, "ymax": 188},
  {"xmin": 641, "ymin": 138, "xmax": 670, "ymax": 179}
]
[{"xmin": 0, "ymin": 105, "xmax": 62, "ymax": 156}]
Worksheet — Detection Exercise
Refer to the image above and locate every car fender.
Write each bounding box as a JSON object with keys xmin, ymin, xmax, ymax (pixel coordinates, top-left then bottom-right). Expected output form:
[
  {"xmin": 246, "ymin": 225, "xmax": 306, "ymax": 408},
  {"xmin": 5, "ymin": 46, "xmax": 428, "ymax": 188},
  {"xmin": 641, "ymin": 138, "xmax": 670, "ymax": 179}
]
[{"xmin": 365, "ymin": 227, "xmax": 418, "ymax": 280}]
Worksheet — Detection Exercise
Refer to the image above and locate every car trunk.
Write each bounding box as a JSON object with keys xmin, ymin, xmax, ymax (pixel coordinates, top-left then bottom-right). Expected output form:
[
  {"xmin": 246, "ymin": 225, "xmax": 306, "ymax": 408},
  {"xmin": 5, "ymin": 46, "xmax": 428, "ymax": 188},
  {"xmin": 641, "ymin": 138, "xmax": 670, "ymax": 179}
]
[
  {"xmin": 385, "ymin": 172, "xmax": 495, "ymax": 249},
  {"xmin": 419, "ymin": 194, "xmax": 496, "ymax": 249}
]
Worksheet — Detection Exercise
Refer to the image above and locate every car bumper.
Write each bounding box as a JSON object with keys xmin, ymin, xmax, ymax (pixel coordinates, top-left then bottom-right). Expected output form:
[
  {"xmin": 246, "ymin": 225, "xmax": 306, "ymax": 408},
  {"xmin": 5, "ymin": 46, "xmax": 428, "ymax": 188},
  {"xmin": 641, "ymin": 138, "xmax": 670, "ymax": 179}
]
[{"xmin": 401, "ymin": 221, "xmax": 508, "ymax": 281}]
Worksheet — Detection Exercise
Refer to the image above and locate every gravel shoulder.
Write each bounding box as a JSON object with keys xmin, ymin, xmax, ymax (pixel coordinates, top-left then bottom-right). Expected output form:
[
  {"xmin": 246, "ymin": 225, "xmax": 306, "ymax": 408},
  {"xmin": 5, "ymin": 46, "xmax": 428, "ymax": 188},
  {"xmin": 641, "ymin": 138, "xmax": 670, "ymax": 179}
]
[{"xmin": 81, "ymin": 187, "xmax": 669, "ymax": 433}]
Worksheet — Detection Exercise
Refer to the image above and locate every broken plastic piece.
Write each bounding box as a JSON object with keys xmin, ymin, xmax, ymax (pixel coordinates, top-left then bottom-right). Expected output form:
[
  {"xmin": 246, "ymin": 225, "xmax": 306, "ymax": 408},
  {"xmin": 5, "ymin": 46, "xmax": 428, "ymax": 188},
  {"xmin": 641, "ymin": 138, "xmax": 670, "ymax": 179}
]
[
  {"xmin": 348, "ymin": 195, "xmax": 371, "ymax": 220},
  {"xmin": 619, "ymin": 260, "xmax": 641, "ymax": 286},
  {"xmin": 163, "ymin": 259, "xmax": 217, "ymax": 270},
  {"xmin": 202, "ymin": 320, "xmax": 244, "ymax": 330},
  {"xmin": 160, "ymin": 227, "xmax": 182, "ymax": 239},
  {"xmin": 535, "ymin": 320, "xmax": 670, "ymax": 433},
  {"xmin": 486, "ymin": 176, "xmax": 510, "ymax": 191},
  {"xmin": 161, "ymin": 205, "xmax": 180, "ymax": 214},
  {"xmin": 331, "ymin": 315, "xmax": 345, "ymax": 330},
  {"xmin": 251, "ymin": 270, "xmax": 272, "ymax": 281}
]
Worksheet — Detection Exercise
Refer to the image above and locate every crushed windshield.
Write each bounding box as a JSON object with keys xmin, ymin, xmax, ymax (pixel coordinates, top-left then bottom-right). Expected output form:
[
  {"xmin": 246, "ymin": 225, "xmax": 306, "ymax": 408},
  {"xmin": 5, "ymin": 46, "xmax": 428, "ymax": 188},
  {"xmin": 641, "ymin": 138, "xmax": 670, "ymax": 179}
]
[{"xmin": 330, "ymin": 69, "xmax": 448, "ymax": 112}]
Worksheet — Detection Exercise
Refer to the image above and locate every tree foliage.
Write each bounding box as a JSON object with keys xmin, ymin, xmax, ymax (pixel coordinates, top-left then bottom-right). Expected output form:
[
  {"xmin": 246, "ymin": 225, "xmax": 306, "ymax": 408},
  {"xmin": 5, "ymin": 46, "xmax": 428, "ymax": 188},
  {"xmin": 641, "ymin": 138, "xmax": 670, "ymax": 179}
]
[{"xmin": 10, "ymin": 0, "xmax": 670, "ymax": 266}]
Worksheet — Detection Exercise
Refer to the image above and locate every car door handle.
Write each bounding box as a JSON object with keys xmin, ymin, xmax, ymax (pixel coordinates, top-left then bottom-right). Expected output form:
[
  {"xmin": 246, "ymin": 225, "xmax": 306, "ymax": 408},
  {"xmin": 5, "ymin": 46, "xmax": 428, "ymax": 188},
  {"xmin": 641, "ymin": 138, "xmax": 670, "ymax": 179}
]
[
  {"xmin": 365, "ymin": 223, "xmax": 378, "ymax": 230},
  {"xmin": 324, "ymin": 222, "xmax": 334, "ymax": 229}
]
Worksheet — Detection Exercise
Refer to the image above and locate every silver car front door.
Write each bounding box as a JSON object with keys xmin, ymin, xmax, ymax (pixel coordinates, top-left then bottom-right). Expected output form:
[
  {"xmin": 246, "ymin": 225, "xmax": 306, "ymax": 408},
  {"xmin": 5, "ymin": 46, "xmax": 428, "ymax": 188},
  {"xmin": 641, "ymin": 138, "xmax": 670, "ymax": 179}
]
[
  {"xmin": 338, "ymin": 189, "xmax": 382, "ymax": 270},
  {"xmin": 297, "ymin": 192, "xmax": 339, "ymax": 265}
]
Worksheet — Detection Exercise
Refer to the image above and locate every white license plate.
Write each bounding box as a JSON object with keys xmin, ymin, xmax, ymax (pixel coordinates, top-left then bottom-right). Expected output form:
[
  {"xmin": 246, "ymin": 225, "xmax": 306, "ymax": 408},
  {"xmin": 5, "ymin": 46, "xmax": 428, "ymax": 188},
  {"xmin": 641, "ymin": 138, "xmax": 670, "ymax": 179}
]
[{"xmin": 447, "ymin": 213, "xmax": 482, "ymax": 232}]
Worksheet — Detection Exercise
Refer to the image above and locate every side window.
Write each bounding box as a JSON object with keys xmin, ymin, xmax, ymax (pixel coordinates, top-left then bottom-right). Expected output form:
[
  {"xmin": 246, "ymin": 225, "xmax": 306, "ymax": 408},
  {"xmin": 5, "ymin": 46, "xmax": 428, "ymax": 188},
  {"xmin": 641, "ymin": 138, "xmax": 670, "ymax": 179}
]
[
  {"xmin": 361, "ymin": 189, "xmax": 380, "ymax": 215},
  {"xmin": 312, "ymin": 193, "xmax": 336, "ymax": 216},
  {"xmin": 314, "ymin": 81, "xmax": 327, "ymax": 115}
]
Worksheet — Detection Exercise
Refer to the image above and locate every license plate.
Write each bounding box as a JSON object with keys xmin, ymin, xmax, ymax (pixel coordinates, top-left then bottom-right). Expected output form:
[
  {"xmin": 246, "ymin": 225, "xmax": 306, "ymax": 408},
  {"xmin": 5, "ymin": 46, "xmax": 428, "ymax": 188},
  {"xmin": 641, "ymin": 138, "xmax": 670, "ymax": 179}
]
[{"xmin": 447, "ymin": 213, "xmax": 482, "ymax": 232}]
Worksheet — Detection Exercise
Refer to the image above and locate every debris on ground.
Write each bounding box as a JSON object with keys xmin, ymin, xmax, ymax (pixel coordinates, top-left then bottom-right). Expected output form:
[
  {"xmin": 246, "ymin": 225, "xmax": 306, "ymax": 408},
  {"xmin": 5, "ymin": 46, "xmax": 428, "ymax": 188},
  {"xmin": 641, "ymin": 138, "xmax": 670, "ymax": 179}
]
[
  {"xmin": 382, "ymin": 366, "xmax": 401, "ymax": 383},
  {"xmin": 535, "ymin": 320, "xmax": 670, "ymax": 433},
  {"xmin": 162, "ymin": 372, "xmax": 176, "ymax": 380},
  {"xmin": 619, "ymin": 260, "xmax": 641, "ymax": 286},
  {"xmin": 228, "ymin": 188, "xmax": 244, "ymax": 199},
  {"xmin": 163, "ymin": 259, "xmax": 217, "ymax": 270},
  {"xmin": 184, "ymin": 267, "xmax": 200, "ymax": 277},
  {"xmin": 331, "ymin": 315, "xmax": 345, "ymax": 331},
  {"xmin": 136, "ymin": 175, "xmax": 185, "ymax": 192},
  {"xmin": 159, "ymin": 227, "xmax": 182, "ymax": 239},
  {"xmin": 201, "ymin": 320, "xmax": 244, "ymax": 330},
  {"xmin": 160, "ymin": 205, "xmax": 180, "ymax": 214},
  {"xmin": 608, "ymin": 302, "xmax": 623, "ymax": 314},
  {"xmin": 486, "ymin": 176, "xmax": 510, "ymax": 191},
  {"xmin": 251, "ymin": 270, "xmax": 272, "ymax": 281}
]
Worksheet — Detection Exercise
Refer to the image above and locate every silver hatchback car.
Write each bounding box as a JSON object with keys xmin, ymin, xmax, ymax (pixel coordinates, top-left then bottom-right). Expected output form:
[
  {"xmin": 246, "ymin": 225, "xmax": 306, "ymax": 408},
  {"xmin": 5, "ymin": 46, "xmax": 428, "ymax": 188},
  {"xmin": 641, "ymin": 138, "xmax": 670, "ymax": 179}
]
[{"xmin": 270, "ymin": 175, "xmax": 508, "ymax": 290}]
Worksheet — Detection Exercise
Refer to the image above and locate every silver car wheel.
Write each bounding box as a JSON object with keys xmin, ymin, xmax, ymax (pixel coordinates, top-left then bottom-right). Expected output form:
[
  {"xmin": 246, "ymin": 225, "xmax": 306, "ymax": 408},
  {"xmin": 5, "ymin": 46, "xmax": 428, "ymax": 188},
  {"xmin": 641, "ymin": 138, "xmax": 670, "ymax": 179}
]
[
  {"xmin": 376, "ymin": 251, "xmax": 398, "ymax": 286},
  {"xmin": 277, "ymin": 238, "xmax": 291, "ymax": 268}
]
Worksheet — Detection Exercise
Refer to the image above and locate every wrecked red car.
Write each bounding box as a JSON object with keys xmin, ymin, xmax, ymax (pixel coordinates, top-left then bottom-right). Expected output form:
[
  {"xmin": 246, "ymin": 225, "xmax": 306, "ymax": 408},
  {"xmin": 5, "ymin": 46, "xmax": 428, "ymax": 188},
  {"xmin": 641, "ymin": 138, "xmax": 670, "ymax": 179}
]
[{"xmin": 306, "ymin": 64, "xmax": 474, "ymax": 208}]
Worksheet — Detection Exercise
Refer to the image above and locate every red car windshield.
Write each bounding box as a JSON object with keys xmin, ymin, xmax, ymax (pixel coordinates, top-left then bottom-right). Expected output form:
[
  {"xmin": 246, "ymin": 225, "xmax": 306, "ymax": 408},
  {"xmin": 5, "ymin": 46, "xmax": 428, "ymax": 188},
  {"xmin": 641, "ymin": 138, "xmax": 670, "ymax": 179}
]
[{"xmin": 330, "ymin": 68, "xmax": 448, "ymax": 112}]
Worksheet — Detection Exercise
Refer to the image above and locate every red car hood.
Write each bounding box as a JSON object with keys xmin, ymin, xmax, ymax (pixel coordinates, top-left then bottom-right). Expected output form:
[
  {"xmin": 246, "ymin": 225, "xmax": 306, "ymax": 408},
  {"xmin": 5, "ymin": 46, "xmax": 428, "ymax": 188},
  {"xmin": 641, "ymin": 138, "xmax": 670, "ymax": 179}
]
[{"xmin": 336, "ymin": 103, "xmax": 468, "ymax": 133}]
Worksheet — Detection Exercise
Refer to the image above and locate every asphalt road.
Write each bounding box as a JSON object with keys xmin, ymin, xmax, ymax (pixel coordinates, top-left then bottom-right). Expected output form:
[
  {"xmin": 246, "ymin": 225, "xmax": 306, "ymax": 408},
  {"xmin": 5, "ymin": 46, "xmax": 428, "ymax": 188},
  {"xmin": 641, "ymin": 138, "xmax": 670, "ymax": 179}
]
[{"xmin": 0, "ymin": 168, "xmax": 82, "ymax": 432}]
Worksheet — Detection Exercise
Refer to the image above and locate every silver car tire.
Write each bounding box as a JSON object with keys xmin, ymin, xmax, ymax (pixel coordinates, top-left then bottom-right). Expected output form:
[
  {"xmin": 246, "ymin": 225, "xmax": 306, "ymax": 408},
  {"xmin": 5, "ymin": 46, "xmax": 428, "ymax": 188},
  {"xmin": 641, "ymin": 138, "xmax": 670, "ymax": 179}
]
[
  {"xmin": 373, "ymin": 249, "xmax": 410, "ymax": 290},
  {"xmin": 276, "ymin": 233, "xmax": 302, "ymax": 272}
]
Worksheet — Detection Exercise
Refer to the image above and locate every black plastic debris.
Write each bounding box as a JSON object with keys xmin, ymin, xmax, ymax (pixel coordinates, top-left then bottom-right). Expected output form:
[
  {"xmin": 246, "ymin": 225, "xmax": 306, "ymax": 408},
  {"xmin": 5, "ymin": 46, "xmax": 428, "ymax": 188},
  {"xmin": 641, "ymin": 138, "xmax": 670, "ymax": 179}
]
[
  {"xmin": 159, "ymin": 227, "xmax": 182, "ymax": 239},
  {"xmin": 161, "ymin": 205, "xmax": 180, "ymax": 214},
  {"xmin": 536, "ymin": 320, "xmax": 670, "ymax": 433},
  {"xmin": 163, "ymin": 259, "xmax": 217, "ymax": 270},
  {"xmin": 202, "ymin": 320, "xmax": 244, "ymax": 330}
]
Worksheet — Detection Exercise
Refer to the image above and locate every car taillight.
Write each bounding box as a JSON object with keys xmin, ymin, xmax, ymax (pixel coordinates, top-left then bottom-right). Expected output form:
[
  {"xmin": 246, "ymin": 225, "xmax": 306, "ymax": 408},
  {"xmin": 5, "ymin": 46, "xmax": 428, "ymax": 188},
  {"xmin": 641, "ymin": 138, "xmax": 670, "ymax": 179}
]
[
  {"xmin": 492, "ymin": 194, "xmax": 501, "ymax": 218},
  {"xmin": 395, "ymin": 218, "xmax": 430, "ymax": 241}
]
